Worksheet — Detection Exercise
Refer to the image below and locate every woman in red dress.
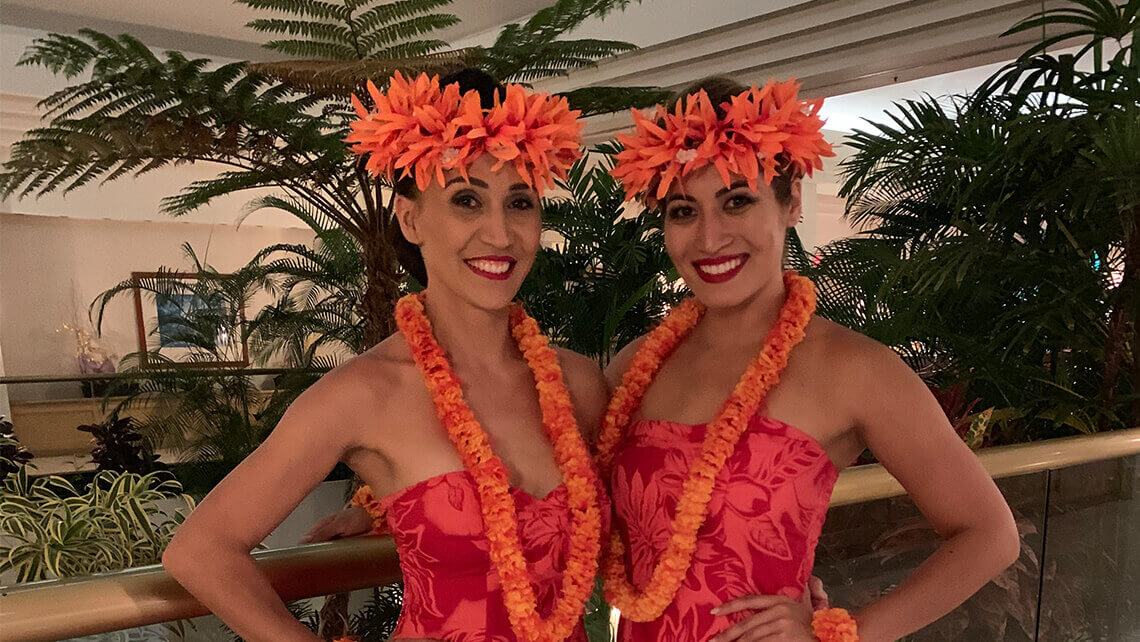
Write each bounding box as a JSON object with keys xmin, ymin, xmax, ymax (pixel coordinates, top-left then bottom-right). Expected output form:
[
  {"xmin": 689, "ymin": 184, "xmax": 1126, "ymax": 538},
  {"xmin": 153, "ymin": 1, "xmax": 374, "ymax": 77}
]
[
  {"xmin": 598, "ymin": 76, "xmax": 1019, "ymax": 642},
  {"xmin": 162, "ymin": 68, "xmax": 608, "ymax": 642}
]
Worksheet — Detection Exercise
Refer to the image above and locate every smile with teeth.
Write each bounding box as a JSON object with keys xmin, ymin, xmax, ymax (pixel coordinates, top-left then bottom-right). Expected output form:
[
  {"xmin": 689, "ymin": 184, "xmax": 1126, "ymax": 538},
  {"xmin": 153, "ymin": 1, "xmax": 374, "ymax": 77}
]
[
  {"xmin": 692, "ymin": 254, "xmax": 748, "ymax": 283},
  {"xmin": 468, "ymin": 259, "xmax": 511, "ymax": 273},
  {"xmin": 464, "ymin": 256, "xmax": 516, "ymax": 280},
  {"xmin": 698, "ymin": 258, "xmax": 743, "ymax": 275}
]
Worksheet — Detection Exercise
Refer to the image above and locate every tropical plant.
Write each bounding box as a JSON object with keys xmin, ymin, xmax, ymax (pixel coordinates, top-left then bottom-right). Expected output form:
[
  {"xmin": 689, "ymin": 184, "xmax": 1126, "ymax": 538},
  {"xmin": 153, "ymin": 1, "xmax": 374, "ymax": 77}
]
[
  {"xmin": 0, "ymin": 467, "xmax": 194, "ymax": 583},
  {"xmin": 85, "ymin": 247, "xmax": 286, "ymax": 493},
  {"xmin": 0, "ymin": 0, "xmax": 662, "ymax": 348},
  {"xmin": 78, "ymin": 413, "xmax": 167, "ymax": 475},
  {"xmin": 809, "ymin": 0, "xmax": 1138, "ymax": 439},
  {"xmin": 242, "ymin": 196, "xmax": 368, "ymax": 362},
  {"xmin": 1, "ymin": 417, "xmax": 34, "ymax": 483},
  {"xmin": 346, "ymin": 584, "xmax": 404, "ymax": 642},
  {"xmin": 520, "ymin": 150, "xmax": 685, "ymax": 363}
]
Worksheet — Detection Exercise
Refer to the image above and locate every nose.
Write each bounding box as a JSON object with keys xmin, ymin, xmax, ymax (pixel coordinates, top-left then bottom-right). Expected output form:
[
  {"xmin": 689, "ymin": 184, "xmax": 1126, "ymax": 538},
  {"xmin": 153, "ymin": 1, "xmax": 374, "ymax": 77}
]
[
  {"xmin": 480, "ymin": 205, "xmax": 511, "ymax": 249},
  {"xmin": 696, "ymin": 211, "xmax": 730, "ymax": 253}
]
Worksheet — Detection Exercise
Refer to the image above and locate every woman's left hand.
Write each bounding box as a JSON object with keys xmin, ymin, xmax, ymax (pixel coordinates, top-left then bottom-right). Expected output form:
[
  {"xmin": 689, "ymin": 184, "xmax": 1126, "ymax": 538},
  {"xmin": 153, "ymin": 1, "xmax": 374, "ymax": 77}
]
[{"xmin": 710, "ymin": 594, "xmax": 815, "ymax": 642}]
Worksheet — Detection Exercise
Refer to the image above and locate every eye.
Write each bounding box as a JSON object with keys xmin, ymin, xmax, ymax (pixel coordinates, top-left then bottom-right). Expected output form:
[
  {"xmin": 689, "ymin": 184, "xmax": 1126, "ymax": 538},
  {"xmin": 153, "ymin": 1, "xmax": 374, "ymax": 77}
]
[
  {"xmin": 666, "ymin": 204, "xmax": 696, "ymax": 221},
  {"xmin": 724, "ymin": 192, "xmax": 757, "ymax": 212},
  {"xmin": 451, "ymin": 191, "xmax": 481, "ymax": 210},
  {"xmin": 508, "ymin": 195, "xmax": 536, "ymax": 211}
]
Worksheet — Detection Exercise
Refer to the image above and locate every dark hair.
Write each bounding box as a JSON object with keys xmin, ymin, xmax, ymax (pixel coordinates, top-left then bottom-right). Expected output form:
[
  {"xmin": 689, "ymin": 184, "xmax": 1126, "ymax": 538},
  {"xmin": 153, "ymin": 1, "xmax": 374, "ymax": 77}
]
[
  {"xmin": 675, "ymin": 76, "xmax": 797, "ymax": 206},
  {"xmin": 389, "ymin": 68, "xmax": 507, "ymax": 286}
]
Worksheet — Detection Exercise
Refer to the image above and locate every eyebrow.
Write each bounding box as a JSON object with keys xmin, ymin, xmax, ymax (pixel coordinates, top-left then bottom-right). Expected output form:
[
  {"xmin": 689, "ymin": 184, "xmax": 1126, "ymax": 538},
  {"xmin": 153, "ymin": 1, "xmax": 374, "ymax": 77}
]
[
  {"xmin": 715, "ymin": 181, "xmax": 750, "ymax": 198},
  {"xmin": 443, "ymin": 177, "xmax": 533, "ymax": 193},
  {"xmin": 445, "ymin": 176, "xmax": 489, "ymax": 188},
  {"xmin": 660, "ymin": 193, "xmax": 696, "ymax": 207}
]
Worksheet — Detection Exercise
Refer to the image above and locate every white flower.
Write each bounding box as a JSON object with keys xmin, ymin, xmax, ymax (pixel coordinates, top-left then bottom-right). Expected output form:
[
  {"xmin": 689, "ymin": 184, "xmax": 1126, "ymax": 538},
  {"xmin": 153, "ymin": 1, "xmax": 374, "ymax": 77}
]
[
  {"xmin": 675, "ymin": 148, "xmax": 698, "ymax": 164},
  {"xmin": 441, "ymin": 147, "xmax": 460, "ymax": 164}
]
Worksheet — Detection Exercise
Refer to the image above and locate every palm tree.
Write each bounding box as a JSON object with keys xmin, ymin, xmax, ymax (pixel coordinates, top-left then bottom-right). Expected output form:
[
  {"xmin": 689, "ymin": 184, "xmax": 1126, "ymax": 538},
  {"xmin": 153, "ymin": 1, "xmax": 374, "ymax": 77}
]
[
  {"xmin": 242, "ymin": 195, "xmax": 369, "ymax": 362},
  {"xmin": 520, "ymin": 150, "xmax": 684, "ymax": 364},
  {"xmin": 816, "ymin": 0, "xmax": 1139, "ymax": 436},
  {"xmin": 0, "ymin": 0, "xmax": 668, "ymax": 349},
  {"xmin": 87, "ymin": 246, "xmax": 289, "ymax": 493}
]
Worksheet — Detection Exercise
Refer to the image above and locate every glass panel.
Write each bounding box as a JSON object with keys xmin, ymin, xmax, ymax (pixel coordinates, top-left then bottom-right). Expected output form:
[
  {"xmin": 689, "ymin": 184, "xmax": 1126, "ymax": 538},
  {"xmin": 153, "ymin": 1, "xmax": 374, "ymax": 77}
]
[
  {"xmin": 814, "ymin": 471, "xmax": 1048, "ymax": 640},
  {"xmin": 1037, "ymin": 454, "xmax": 1140, "ymax": 641}
]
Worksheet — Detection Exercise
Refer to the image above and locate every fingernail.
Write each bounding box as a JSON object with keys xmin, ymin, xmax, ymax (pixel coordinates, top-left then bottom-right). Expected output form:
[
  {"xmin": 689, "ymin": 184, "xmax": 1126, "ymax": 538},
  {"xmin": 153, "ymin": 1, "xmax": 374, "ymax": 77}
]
[{"xmin": 710, "ymin": 607, "xmax": 720, "ymax": 615}]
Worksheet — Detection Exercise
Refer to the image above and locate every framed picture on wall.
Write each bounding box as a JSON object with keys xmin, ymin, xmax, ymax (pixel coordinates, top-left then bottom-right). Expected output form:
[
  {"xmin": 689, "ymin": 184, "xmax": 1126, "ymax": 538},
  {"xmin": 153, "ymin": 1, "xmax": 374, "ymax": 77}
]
[{"xmin": 131, "ymin": 271, "xmax": 249, "ymax": 369}]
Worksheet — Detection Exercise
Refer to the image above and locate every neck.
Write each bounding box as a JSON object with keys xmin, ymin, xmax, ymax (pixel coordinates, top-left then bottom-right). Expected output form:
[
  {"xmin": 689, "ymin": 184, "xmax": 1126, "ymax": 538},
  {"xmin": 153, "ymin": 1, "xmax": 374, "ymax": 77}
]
[
  {"xmin": 420, "ymin": 287, "xmax": 517, "ymax": 368},
  {"xmin": 690, "ymin": 277, "xmax": 787, "ymax": 350}
]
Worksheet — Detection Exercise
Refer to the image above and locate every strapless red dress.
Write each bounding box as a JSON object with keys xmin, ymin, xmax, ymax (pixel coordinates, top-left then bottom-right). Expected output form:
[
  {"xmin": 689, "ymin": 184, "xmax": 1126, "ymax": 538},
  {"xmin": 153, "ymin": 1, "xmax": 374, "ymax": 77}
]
[
  {"xmin": 609, "ymin": 413, "xmax": 839, "ymax": 641},
  {"xmin": 379, "ymin": 470, "xmax": 604, "ymax": 642}
]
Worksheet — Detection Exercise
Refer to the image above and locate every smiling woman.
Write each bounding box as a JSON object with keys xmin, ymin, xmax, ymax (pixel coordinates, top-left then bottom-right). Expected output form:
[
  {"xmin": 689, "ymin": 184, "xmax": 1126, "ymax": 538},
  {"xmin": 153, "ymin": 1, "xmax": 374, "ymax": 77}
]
[
  {"xmin": 160, "ymin": 68, "xmax": 611, "ymax": 642},
  {"xmin": 598, "ymin": 75, "xmax": 1019, "ymax": 642}
]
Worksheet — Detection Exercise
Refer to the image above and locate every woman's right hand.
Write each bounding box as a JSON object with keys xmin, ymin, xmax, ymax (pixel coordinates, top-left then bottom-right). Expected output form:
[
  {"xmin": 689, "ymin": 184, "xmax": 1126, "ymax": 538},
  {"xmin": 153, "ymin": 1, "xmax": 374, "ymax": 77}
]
[{"xmin": 299, "ymin": 504, "xmax": 373, "ymax": 544}]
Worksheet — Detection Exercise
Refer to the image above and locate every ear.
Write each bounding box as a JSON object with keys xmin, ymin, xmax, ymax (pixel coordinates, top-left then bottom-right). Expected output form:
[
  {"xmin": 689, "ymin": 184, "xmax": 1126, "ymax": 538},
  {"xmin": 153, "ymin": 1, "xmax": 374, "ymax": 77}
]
[
  {"xmin": 783, "ymin": 177, "xmax": 804, "ymax": 228},
  {"xmin": 393, "ymin": 194, "xmax": 422, "ymax": 245}
]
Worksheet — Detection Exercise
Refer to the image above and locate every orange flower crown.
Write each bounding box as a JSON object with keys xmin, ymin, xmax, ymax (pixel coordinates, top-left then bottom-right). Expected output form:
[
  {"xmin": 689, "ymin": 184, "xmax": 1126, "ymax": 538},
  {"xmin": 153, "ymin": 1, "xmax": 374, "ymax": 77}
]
[
  {"xmin": 609, "ymin": 78, "xmax": 835, "ymax": 203},
  {"xmin": 346, "ymin": 71, "xmax": 584, "ymax": 196}
]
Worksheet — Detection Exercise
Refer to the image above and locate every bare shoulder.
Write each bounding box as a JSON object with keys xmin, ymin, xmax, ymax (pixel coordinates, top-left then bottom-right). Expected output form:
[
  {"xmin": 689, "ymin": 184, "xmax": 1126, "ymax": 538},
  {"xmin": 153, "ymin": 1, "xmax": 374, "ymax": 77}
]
[
  {"xmin": 288, "ymin": 334, "xmax": 415, "ymax": 435},
  {"xmin": 799, "ymin": 317, "xmax": 932, "ymax": 433},
  {"xmin": 554, "ymin": 347, "xmax": 609, "ymax": 444},
  {"xmin": 555, "ymin": 347, "xmax": 605, "ymax": 388},
  {"xmin": 801, "ymin": 317, "xmax": 908, "ymax": 382},
  {"xmin": 604, "ymin": 335, "xmax": 648, "ymax": 389}
]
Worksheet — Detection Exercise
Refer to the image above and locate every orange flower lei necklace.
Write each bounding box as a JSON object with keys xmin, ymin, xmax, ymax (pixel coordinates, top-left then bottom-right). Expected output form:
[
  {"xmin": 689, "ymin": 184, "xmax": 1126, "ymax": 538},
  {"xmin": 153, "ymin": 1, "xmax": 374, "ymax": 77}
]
[
  {"xmin": 593, "ymin": 271, "xmax": 817, "ymax": 621},
  {"xmin": 393, "ymin": 292, "xmax": 603, "ymax": 642}
]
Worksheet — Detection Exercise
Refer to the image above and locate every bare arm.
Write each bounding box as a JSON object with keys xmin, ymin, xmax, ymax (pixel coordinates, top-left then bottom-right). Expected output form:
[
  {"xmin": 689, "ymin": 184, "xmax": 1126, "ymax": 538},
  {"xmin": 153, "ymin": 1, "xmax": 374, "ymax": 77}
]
[
  {"xmin": 845, "ymin": 339, "xmax": 1019, "ymax": 641},
  {"xmin": 162, "ymin": 368, "xmax": 369, "ymax": 642}
]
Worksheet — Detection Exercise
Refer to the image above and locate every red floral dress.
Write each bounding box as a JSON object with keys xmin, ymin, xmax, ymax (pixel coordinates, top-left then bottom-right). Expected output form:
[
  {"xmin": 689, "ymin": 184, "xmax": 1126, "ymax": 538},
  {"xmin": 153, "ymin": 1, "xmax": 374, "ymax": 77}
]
[
  {"xmin": 610, "ymin": 414, "xmax": 838, "ymax": 640},
  {"xmin": 380, "ymin": 470, "xmax": 605, "ymax": 641}
]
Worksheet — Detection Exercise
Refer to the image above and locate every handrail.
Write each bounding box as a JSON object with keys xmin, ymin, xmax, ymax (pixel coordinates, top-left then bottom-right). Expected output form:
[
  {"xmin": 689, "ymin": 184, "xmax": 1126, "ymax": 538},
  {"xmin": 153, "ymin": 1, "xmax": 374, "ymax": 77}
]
[
  {"xmin": 830, "ymin": 426, "xmax": 1140, "ymax": 506},
  {"xmin": 0, "ymin": 538, "xmax": 401, "ymax": 642},
  {"xmin": 3, "ymin": 427, "xmax": 1139, "ymax": 641},
  {"xmin": 0, "ymin": 368, "xmax": 329, "ymax": 385}
]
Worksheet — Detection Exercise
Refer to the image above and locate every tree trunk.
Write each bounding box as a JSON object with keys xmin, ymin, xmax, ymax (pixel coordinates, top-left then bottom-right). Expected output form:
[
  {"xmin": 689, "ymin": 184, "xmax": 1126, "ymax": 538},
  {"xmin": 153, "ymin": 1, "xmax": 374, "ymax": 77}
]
[
  {"xmin": 359, "ymin": 223, "xmax": 401, "ymax": 349},
  {"xmin": 1101, "ymin": 205, "xmax": 1140, "ymax": 427},
  {"xmin": 1129, "ymin": 206, "xmax": 1140, "ymax": 426}
]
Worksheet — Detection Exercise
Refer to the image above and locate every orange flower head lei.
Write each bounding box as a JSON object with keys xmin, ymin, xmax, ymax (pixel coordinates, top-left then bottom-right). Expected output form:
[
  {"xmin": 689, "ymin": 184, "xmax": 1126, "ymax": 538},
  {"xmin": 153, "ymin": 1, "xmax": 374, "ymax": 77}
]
[
  {"xmin": 609, "ymin": 78, "xmax": 835, "ymax": 203},
  {"xmin": 346, "ymin": 71, "xmax": 584, "ymax": 196}
]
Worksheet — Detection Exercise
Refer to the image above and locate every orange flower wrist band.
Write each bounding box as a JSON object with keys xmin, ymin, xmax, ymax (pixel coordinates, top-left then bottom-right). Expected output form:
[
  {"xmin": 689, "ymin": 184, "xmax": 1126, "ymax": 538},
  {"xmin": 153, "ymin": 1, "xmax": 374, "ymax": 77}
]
[
  {"xmin": 812, "ymin": 607, "xmax": 859, "ymax": 641},
  {"xmin": 349, "ymin": 485, "xmax": 388, "ymax": 535}
]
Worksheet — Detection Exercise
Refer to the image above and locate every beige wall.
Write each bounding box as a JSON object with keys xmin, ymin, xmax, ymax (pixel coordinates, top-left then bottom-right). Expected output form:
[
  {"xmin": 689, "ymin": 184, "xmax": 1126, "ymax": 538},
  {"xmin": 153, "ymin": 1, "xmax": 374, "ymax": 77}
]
[{"xmin": 0, "ymin": 212, "xmax": 315, "ymax": 400}]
